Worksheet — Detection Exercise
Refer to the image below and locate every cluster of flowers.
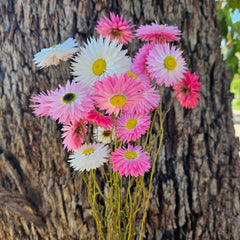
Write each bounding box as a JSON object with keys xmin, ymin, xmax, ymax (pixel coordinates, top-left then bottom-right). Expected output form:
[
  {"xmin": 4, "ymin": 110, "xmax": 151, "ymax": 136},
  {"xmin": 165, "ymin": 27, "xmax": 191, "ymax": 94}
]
[{"xmin": 30, "ymin": 12, "xmax": 201, "ymax": 177}]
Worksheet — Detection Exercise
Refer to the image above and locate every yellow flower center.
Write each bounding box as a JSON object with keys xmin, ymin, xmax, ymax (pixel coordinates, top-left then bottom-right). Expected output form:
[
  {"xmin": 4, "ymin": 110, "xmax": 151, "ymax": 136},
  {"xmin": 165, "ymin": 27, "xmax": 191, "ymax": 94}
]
[
  {"xmin": 82, "ymin": 148, "xmax": 95, "ymax": 155},
  {"xmin": 50, "ymin": 44, "xmax": 58, "ymax": 48},
  {"xmin": 109, "ymin": 95, "xmax": 126, "ymax": 107},
  {"xmin": 92, "ymin": 59, "xmax": 106, "ymax": 75},
  {"xmin": 62, "ymin": 92, "xmax": 77, "ymax": 104},
  {"xmin": 97, "ymin": 111, "xmax": 104, "ymax": 116},
  {"xmin": 164, "ymin": 56, "xmax": 177, "ymax": 70},
  {"xmin": 125, "ymin": 151, "xmax": 138, "ymax": 159},
  {"xmin": 127, "ymin": 72, "xmax": 138, "ymax": 81},
  {"xmin": 126, "ymin": 118, "xmax": 138, "ymax": 130}
]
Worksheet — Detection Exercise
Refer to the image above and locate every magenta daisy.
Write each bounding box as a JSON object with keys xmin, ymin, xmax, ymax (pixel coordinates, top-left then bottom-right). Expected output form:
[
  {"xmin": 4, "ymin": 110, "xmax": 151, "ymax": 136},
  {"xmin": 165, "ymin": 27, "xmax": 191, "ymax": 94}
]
[
  {"xmin": 132, "ymin": 84, "xmax": 161, "ymax": 114},
  {"xmin": 86, "ymin": 109, "xmax": 114, "ymax": 129},
  {"xmin": 135, "ymin": 23, "xmax": 181, "ymax": 43},
  {"xmin": 49, "ymin": 80, "xmax": 93, "ymax": 123},
  {"xmin": 61, "ymin": 119, "xmax": 88, "ymax": 151},
  {"xmin": 92, "ymin": 73, "xmax": 143, "ymax": 116},
  {"xmin": 147, "ymin": 43, "xmax": 187, "ymax": 87},
  {"xmin": 96, "ymin": 12, "xmax": 135, "ymax": 44},
  {"xmin": 115, "ymin": 112, "xmax": 151, "ymax": 143},
  {"xmin": 110, "ymin": 145, "xmax": 151, "ymax": 177},
  {"xmin": 131, "ymin": 43, "xmax": 155, "ymax": 82},
  {"xmin": 173, "ymin": 71, "xmax": 201, "ymax": 109},
  {"xmin": 30, "ymin": 90, "xmax": 55, "ymax": 117}
]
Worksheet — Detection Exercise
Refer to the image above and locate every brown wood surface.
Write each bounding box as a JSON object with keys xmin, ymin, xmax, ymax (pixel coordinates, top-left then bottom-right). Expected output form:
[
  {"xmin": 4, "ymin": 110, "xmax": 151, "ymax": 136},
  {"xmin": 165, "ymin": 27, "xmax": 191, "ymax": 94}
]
[{"xmin": 0, "ymin": 0, "xmax": 239, "ymax": 239}]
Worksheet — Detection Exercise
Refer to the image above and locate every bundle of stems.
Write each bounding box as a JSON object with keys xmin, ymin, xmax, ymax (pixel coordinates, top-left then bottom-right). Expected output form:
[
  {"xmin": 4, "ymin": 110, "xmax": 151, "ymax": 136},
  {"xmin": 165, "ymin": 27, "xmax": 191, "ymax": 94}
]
[{"xmin": 83, "ymin": 90, "xmax": 172, "ymax": 239}]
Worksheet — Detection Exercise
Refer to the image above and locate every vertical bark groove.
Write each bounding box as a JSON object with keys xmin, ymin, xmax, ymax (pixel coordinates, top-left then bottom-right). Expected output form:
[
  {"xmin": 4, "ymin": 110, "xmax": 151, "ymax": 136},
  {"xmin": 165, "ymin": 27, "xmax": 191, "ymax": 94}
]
[{"xmin": 0, "ymin": 0, "xmax": 239, "ymax": 239}]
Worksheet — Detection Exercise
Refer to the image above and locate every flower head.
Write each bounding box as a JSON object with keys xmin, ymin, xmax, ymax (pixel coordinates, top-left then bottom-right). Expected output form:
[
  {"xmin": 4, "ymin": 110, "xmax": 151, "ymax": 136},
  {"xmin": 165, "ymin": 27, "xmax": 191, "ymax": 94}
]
[
  {"xmin": 135, "ymin": 23, "xmax": 181, "ymax": 43},
  {"xmin": 33, "ymin": 38, "xmax": 79, "ymax": 68},
  {"xmin": 48, "ymin": 80, "xmax": 93, "ymax": 123},
  {"xmin": 173, "ymin": 71, "xmax": 201, "ymax": 109},
  {"xmin": 71, "ymin": 36, "xmax": 131, "ymax": 88},
  {"xmin": 68, "ymin": 143, "xmax": 110, "ymax": 172},
  {"xmin": 61, "ymin": 119, "xmax": 88, "ymax": 151},
  {"xmin": 92, "ymin": 73, "xmax": 143, "ymax": 116},
  {"xmin": 86, "ymin": 109, "xmax": 114, "ymax": 129},
  {"xmin": 93, "ymin": 126, "xmax": 115, "ymax": 144},
  {"xmin": 132, "ymin": 84, "xmax": 161, "ymax": 113},
  {"xmin": 96, "ymin": 12, "xmax": 135, "ymax": 44},
  {"xmin": 147, "ymin": 43, "xmax": 187, "ymax": 87},
  {"xmin": 110, "ymin": 145, "xmax": 151, "ymax": 177},
  {"xmin": 131, "ymin": 43, "xmax": 155, "ymax": 82},
  {"xmin": 115, "ymin": 112, "xmax": 151, "ymax": 143},
  {"xmin": 127, "ymin": 69, "xmax": 151, "ymax": 89}
]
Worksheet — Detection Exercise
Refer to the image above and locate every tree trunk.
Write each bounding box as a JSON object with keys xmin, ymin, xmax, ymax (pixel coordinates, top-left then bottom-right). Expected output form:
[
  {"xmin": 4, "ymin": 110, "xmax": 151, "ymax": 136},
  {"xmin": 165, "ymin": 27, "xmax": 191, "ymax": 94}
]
[{"xmin": 0, "ymin": 0, "xmax": 239, "ymax": 239}]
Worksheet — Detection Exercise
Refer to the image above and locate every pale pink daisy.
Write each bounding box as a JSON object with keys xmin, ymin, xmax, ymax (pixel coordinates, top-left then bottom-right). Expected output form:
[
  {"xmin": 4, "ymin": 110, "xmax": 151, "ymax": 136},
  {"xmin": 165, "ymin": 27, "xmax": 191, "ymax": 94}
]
[
  {"xmin": 135, "ymin": 23, "xmax": 181, "ymax": 43},
  {"xmin": 147, "ymin": 43, "xmax": 187, "ymax": 87},
  {"xmin": 49, "ymin": 80, "xmax": 93, "ymax": 123},
  {"xmin": 131, "ymin": 43, "xmax": 155, "ymax": 82},
  {"xmin": 30, "ymin": 90, "xmax": 55, "ymax": 117},
  {"xmin": 86, "ymin": 109, "xmax": 114, "ymax": 130},
  {"xmin": 61, "ymin": 119, "xmax": 88, "ymax": 151},
  {"xmin": 115, "ymin": 112, "xmax": 151, "ymax": 143},
  {"xmin": 132, "ymin": 84, "xmax": 161, "ymax": 114},
  {"xmin": 96, "ymin": 12, "xmax": 135, "ymax": 44},
  {"xmin": 173, "ymin": 71, "xmax": 201, "ymax": 109},
  {"xmin": 69, "ymin": 143, "xmax": 110, "ymax": 172},
  {"xmin": 92, "ymin": 73, "xmax": 143, "ymax": 116},
  {"xmin": 110, "ymin": 145, "xmax": 151, "ymax": 177}
]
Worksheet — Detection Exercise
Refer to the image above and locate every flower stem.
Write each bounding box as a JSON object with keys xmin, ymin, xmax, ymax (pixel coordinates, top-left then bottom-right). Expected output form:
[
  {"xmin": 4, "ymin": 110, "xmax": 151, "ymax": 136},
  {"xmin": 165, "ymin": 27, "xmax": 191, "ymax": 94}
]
[
  {"xmin": 139, "ymin": 87, "xmax": 165, "ymax": 239},
  {"xmin": 127, "ymin": 175, "xmax": 133, "ymax": 240}
]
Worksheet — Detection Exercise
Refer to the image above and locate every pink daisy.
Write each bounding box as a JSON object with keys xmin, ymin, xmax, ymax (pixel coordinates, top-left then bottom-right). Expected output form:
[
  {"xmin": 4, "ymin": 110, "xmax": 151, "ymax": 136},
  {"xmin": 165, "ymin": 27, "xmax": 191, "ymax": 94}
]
[
  {"xmin": 110, "ymin": 145, "xmax": 151, "ymax": 177},
  {"xmin": 30, "ymin": 90, "xmax": 55, "ymax": 117},
  {"xmin": 86, "ymin": 109, "xmax": 114, "ymax": 130},
  {"xmin": 61, "ymin": 119, "xmax": 88, "ymax": 151},
  {"xmin": 96, "ymin": 12, "xmax": 135, "ymax": 44},
  {"xmin": 173, "ymin": 71, "xmax": 201, "ymax": 109},
  {"xmin": 49, "ymin": 80, "xmax": 93, "ymax": 123},
  {"xmin": 115, "ymin": 112, "xmax": 151, "ymax": 143},
  {"xmin": 127, "ymin": 68, "xmax": 151, "ymax": 89},
  {"xmin": 131, "ymin": 43, "xmax": 155, "ymax": 82},
  {"xmin": 132, "ymin": 84, "xmax": 161, "ymax": 114},
  {"xmin": 147, "ymin": 43, "xmax": 187, "ymax": 87},
  {"xmin": 135, "ymin": 23, "xmax": 181, "ymax": 43},
  {"xmin": 92, "ymin": 73, "xmax": 143, "ymax": 116}
]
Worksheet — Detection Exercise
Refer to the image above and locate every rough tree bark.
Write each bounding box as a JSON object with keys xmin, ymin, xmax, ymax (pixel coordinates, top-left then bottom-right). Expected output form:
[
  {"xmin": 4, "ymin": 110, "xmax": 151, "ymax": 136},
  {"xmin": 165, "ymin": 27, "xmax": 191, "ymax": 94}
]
[{"xmin": 0, "ymin": 0, "xmax": 239, "ymax": 239}]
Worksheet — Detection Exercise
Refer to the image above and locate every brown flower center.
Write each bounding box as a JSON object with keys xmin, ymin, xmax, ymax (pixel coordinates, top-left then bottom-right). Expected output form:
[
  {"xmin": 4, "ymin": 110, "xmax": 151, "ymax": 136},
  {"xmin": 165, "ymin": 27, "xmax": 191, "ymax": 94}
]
[
  {"xmin": 110, "ymin": 28, "xmax": 121, "ymax": 38},
  {"xmin": 180, "ymin": 84, "xmax": 191, "ymax": 95}
]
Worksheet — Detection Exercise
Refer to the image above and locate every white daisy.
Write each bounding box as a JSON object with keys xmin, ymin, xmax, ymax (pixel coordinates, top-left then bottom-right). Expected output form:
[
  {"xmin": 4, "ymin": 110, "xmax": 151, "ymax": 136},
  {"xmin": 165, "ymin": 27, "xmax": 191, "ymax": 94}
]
[
  {"xmin": 33, "ymin": 38, "xmax": 79, "ymax": 68},
  {"xmin": 68, "ymin": 143, "xmax": 110, "ymax": 172},
  {"xmin": 93, "ymin": 126, "xmax": 115, "ymax": 144},
  {"xmin": 71, "ymin": 35, "xmax": 132, "ymax": 88}
]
